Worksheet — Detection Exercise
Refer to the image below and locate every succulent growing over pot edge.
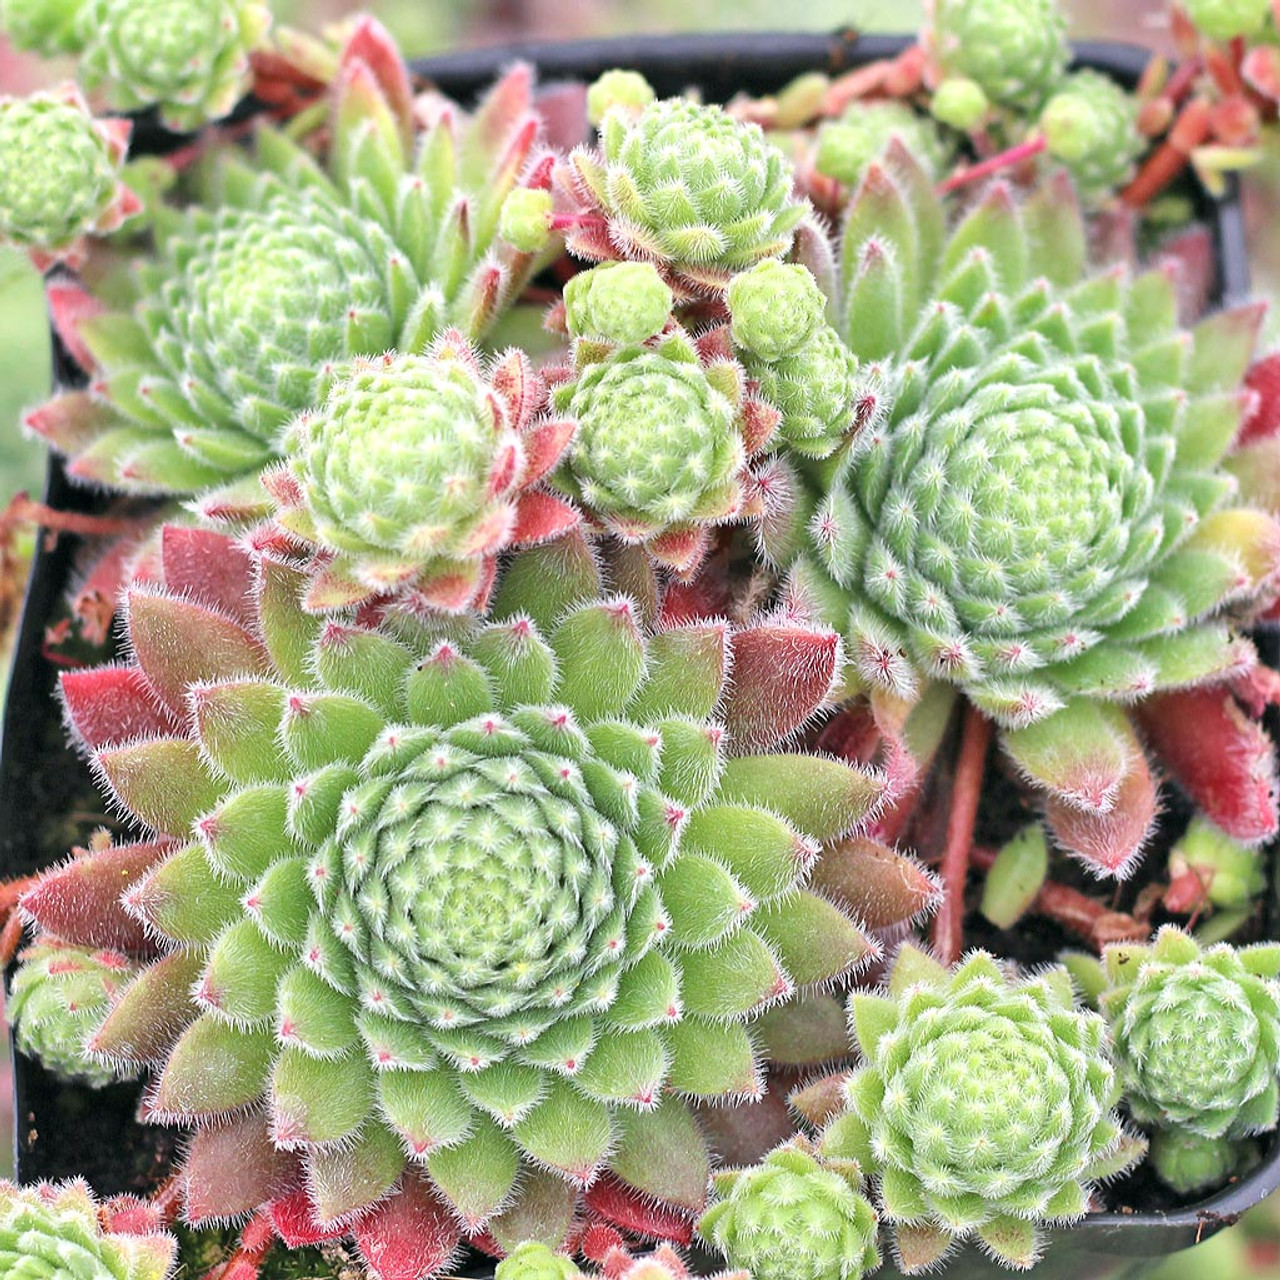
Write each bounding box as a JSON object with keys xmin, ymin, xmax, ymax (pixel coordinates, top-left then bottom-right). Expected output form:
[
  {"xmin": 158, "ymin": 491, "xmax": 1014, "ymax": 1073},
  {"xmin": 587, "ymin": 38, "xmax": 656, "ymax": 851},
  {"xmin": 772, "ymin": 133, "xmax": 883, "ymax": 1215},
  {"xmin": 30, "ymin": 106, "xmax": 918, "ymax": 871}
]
[
  {"xmin": 1100, "ymin": 925, "xmax": 1280, "ymax": 1139},
  {"xmin": 8, "ymin": 940, "xmax": 139, "ymax": 1087},
  {"xmin": 924, "ymin": 0, "xmax": 1070, "ymax": 110},
  {"xmin": 26, "ymin": 26, "xmax": 565, "ymax": 524},
  {"xmin": 821, "ymin": 944, "xmax": 1142, "ymax": 1271}
]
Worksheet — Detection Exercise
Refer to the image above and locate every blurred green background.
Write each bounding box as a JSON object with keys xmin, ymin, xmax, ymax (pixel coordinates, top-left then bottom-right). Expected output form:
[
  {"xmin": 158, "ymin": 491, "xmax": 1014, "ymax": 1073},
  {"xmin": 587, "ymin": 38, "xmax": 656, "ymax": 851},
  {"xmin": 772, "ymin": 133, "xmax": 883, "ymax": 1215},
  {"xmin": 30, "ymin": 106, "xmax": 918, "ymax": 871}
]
[{"xmin": 3, "ymin": 0, "xmax": 1280, "ymax": 1274}]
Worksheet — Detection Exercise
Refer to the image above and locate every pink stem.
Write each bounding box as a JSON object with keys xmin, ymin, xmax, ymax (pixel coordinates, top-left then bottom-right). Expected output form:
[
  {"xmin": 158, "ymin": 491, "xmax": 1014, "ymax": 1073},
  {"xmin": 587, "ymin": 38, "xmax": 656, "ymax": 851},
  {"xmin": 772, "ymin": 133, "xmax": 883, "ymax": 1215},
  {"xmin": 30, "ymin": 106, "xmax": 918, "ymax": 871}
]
[
  {"xmin": 549, "ymin": 212, "xmax": 609, "ymax": 233},
  {"xmin": 937, "ymin": 134, "xmax": 1049, "ymax": 194},
  {"xmin": 932, "ymin": 704, "xmax": 992, "ymax": 964}
]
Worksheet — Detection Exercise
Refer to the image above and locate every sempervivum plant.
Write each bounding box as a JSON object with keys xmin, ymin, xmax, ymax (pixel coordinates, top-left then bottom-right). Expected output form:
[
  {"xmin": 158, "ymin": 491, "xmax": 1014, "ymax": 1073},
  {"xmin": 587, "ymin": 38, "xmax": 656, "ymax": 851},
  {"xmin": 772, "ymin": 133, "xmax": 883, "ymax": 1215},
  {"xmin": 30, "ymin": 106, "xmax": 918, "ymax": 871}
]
[
  {"xmin": 697, "ymin": 1137, "xmax": 880, "ymax": 1280},
  {"xmin": 546, "ymin": 265, "xmax": 782, "ymax": 575},
  {"xmin": 1100, "ymin": 926, "xmax": 1280, "ymax": 1141},
  {"xmin": 0, "ymin": 1180, "xmax": 176, "ymax": 1280},
  {"xmin": 7, "ymin": 940, "xmax": 139, "ymax": 1087},
  {"xmin": 0, "ymin": 84, "xmax": 139, "ymax": 267},
  {"xmin": 820, "ymin": 945, "xmax": 1141, "ymax": 1272},
  {"xmin": 0, "ymin": 0, "xmax": 87, "ymax": 56},
  {"xmin": 20, "ymin": 524, "xmax": 882, "ymax": 1274},
  {"xmin": 264, "ymin": 336, "xmax": 579, "ymax": 614},
  {"xmin": 786, "ymin": 148, "xmax": 1280, "ymax": 874},
  {"xmin": 76, "ymin": 0, "xmax": 270, "ymax": 130},
  {"xmin": 923, "ymin": 0, "xmax": 1069, "ymax": 110},
  {"xmin": 551, "ymin": 75, "xmax": 810, "ymax": 298},
  {"xmin": 27, "ymin": 22, "xmax": 562, "ymax": 522}
]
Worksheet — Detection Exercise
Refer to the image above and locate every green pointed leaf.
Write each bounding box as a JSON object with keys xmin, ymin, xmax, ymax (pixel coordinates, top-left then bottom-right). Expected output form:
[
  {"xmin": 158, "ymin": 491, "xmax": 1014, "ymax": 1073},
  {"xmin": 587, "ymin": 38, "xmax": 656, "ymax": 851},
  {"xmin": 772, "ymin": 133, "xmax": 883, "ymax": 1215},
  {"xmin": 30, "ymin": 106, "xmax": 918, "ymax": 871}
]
[
  {"xmin": 628, "ymin": 623, "xmax": 729, "ymax": 722},
  {"xmin": 512, "ymin": 1077, "xmax": 614, "ymax": 1181},
  {"xmin": 716, "ymin": 756, "xmax": 884, "ymax": 840},
  {"xmin": 155, "ymin": 1015, "xmax": 273, "ymax": 1116},
  {"xmin": 551, "ymin": 602, "xmax": 647, "ymax": 722},
  {"xmin": 308, "ymin": 1121, "xmax": 405, "ymax": 1226},
  {"xmin": 610, "ymin": 1094, "xmax": 710, "ymax": 1211},
  {"xmin": 97, "ymin": 738, "xmax": 224, "ymax": 837}
]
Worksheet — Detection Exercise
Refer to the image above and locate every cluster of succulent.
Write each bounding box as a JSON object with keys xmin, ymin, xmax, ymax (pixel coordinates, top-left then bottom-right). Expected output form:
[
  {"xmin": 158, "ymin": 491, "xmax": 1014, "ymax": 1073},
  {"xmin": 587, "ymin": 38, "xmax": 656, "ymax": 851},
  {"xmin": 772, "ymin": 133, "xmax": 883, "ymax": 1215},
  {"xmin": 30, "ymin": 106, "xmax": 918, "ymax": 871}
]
[
  {"xmin": 2, "ymin": 0, "xmax": 269, "ymax": 129},
  {"xmin": 3, "ymin": 0, "xmax": 1280, "ymax": 1279}
]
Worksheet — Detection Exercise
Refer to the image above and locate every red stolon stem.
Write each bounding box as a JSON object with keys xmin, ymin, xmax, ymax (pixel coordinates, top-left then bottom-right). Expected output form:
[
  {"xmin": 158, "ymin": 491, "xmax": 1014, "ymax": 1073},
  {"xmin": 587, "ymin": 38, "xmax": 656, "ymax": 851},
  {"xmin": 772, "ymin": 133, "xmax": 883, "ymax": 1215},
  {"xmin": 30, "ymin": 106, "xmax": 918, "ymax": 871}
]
[
  {"xmin": 936, "ymin": 134, "xmax": 1048, "ymax": 194},
  {"xmin": 932, "ymin": 703, "xmax": 992, "ymax": 965}
]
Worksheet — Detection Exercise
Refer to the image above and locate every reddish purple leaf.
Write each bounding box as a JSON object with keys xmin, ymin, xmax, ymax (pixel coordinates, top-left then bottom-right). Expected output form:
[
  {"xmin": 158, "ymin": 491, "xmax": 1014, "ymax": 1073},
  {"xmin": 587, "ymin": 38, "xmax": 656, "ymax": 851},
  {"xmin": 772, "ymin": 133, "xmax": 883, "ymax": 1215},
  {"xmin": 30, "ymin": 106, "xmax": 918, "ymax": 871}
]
[
  {"xmin": 160, "ymin": 526, "xmax": 256, "ymax": 625},
  {"xmin": 724, "ymin": 623, "xmax": 839, "ymax": 751},
  {"xmin": 20, "ymin": 840, "xmax": 171, "ymax": 952},
  {"xmin": 185, "ymin": 1111, "xmax": 300, "ymax": 1223},
  {"xmin": 354, "ymin": 1173, "xmax": 463, "ymax": 1280},
  {"xmin": 583, "ymin": 1174, "xmax": 694, "ymax": 1245},
  {"xmin": 1138, "ymin": 686, "xmax": 1280, "ymax": 843},
  {"xmin": 1045, "ymin": 751, "xmax": 1158, "ymax": 878},
  {"xmin": 61, "ymin": 665, "xmax": 180, "ymax": 750}
]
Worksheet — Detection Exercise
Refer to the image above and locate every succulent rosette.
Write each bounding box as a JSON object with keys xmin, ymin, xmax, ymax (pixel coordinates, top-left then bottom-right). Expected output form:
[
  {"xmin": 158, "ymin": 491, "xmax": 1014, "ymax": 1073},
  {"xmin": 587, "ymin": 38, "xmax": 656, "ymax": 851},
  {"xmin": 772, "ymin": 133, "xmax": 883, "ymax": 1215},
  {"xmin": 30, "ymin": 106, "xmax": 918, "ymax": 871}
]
[
  {"xmin": 1039, "ymin": 70, "xmax": 1144, "ymax": 200},
  {"xmin": 27, "ymin": 25, "xmax": 562, "ymax": 522},
  {"xmin": 786, "ymin": 148, "xmax": 1280, "ymax": 873},
  {"xmin": 76, "ymin": 0, "xmax": 269, "ymax": 131},
  {"xmin": 727, "ymin": 260, "xmax": 879, "ymax": 462},
  {"xmin": 697, "ymin": 1137, "xmax": 880, "ymax": 1280},
  {"xmin": 555, "ymin": 78, "xmax": 811, "ymax": 297},
  {"xmin": 925, "ymin": 0, "xmax": 1070, "ymax": 110},
  {"xmin": 8, "ymin": 940, "xmax": 139, "ymax": 1087},
  {"xmin": 265, "ymin": 335, "xmax": 579, "ymax": 614},
  {"xmin": 0, "ymin": 1180, "xmax": 176, "ymax": 1280},
  {"xmin": 1100, "ymin": 926, "xmax": 1280, "ymax": 1139},
  {"xmin": 822, "ymin": 945, "xmax": 1142, "ymax": 1272},
  {"xmin": 548, "ymin": 273, "xmax": 783, "ymax": 575},
  {"xmin": 814, "ymin": 102, "xmax": 951, "ymax": 188},
  {"xmin": 21, "ymin": 524, "xmax": 882, "ymax": 1272},
  {"xmin": 0, "ymin": 85, "xmax": 139, "ymax": 266},
  {"xmin": 0, "ymin": 0, "xmax": 87, "ymax": 55}
]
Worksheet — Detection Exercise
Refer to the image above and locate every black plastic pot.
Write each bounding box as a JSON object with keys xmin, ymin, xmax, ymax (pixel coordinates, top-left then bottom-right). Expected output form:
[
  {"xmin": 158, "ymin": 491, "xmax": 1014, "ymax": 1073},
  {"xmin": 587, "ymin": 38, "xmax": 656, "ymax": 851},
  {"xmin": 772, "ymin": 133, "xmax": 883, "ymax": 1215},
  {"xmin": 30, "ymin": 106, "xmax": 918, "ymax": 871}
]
[{"xmin": 1, "ymin": 29, "xmax": 1273, "ymax": 1280}]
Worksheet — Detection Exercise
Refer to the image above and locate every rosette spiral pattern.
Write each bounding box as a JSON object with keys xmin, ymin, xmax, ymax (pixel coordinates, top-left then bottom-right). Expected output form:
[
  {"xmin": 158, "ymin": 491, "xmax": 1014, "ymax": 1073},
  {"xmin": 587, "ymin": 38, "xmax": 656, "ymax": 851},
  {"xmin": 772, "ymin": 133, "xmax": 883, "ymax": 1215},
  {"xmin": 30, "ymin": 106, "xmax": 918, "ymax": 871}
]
[
  {"xmin": 0, "ymin": 1181, "xmax": 176, "ymax": 1280},
  {"xmin": 266, "ymin": 337, "xmax": 578, "ymax": 614},
  {"xmin": 8, "ymin": 941, "xmax": 138, "ymax": 1087},
  {"xmin": 27, "ymin": 38, "xmax": 558, "ymax": 522},
  {"xmin": 697, "ymin": 1138, "xmax": 880, "ymax": 1280},
  {"xmin": 925, "ymin": 0, "xmax": 1069, "ymax": 110},
  {"xmin": 549, "ymin": 304, "xmax": 781, "ymax": 576},
  {"xmin": 822, "ymin": 946, "xmax": 1141, "ymax": 1271},
  {"xmin": 77, "ymin": 0, "xmax": 269, "ymax": 131},
  {"xmin": 558, "ymin": 87, "xmax": 810, "ymax": 296},
  {"xmin": 0, "ymin": 86, "xmax": 138, "ymax": 261},
  {"xmin": 1101, "ymin": 926, "xmax": 1280, "ymax": 1139},
  {"xmin": 786, "ymin": 149, "xmax": 1280, "ymax": 873},
  {"xmin": 28, "ymin": 526, "xmax": 881, "ymax": 1263}
]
